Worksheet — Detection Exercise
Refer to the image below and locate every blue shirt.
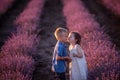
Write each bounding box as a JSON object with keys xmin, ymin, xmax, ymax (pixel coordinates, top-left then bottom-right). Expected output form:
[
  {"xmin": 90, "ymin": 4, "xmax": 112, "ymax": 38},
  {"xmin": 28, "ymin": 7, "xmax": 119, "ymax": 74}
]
[{"xmin": 52, "ymin": 41, "xmax": 67, "ymax": 73}]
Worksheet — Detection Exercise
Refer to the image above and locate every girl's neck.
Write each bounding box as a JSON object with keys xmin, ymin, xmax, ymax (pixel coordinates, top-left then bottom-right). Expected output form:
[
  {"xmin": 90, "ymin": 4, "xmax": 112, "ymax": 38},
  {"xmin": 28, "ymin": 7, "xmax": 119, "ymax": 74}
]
[{"xmin": 71, "ymin": 42, "xmax": 76, "ymax": 47}]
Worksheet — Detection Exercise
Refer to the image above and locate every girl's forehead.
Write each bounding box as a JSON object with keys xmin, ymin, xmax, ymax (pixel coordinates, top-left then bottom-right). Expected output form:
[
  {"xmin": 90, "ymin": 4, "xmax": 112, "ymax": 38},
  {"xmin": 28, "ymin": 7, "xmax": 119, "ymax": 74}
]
[
  {"xmin": 68, "ymin": 33, "xmax": 74, "ymax": 38},
  {"xmin": 68, "ymin": 33, "xmax": 71, "ymax": 36},
  {"xmin": 69, "ymin": 33, "xmax": 73, "ymax": 36}
]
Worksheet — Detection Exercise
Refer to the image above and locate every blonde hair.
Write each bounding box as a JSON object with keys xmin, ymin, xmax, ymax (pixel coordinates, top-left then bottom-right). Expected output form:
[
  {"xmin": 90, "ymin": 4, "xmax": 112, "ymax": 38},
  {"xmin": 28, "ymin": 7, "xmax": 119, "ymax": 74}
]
[{"xmin": 54, "ymin": 27, "xmax": 68, "ymax": 40}]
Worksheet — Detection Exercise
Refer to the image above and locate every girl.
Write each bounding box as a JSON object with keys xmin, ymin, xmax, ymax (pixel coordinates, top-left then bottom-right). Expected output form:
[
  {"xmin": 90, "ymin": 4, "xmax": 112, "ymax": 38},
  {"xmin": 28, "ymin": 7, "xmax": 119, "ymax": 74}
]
[{"xmin": 67, "ymin": 32, "xmax": 88, "ymax": 80}]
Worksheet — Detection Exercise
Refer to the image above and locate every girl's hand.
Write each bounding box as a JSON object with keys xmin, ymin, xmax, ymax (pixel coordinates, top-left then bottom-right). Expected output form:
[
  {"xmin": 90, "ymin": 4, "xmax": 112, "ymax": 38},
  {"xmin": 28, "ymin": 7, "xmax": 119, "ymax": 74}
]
[{"xmin": 73, "ymin": 53, "xmax": 77, "ymax": 57}]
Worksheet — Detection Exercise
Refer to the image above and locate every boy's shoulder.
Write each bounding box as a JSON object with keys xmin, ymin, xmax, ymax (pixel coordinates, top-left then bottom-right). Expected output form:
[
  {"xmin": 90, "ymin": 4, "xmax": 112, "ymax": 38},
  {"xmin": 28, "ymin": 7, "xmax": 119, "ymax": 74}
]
[
  {"xmin": 59, "ymin": 41, "xmax": 66, "ymax": 47},
  {"xmin": 56, "ymin": 41, "xmax": 65, "ymax": 47}
]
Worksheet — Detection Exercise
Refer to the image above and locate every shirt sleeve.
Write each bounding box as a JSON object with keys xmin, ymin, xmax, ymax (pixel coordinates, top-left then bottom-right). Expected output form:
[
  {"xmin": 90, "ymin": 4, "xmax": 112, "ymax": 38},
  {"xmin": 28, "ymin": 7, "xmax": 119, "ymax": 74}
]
[{"xmin": 57, "ymin": 45, "xmax": 64, "ymax": 56}]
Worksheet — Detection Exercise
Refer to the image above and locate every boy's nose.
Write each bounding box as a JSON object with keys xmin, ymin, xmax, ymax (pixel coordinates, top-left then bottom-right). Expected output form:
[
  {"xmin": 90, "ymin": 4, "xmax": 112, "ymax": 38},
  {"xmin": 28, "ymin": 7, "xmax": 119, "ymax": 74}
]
[{"xmin": 67, "ymin": 37, "xmax": 69, "ymax": 41}]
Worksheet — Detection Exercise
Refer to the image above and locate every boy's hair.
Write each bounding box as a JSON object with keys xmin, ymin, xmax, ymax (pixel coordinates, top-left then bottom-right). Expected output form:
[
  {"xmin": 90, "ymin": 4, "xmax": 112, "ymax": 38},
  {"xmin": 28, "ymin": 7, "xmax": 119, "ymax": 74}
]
[{"xmin": 54, "ymin": 27, "xmax": 68, "ymax": 40}]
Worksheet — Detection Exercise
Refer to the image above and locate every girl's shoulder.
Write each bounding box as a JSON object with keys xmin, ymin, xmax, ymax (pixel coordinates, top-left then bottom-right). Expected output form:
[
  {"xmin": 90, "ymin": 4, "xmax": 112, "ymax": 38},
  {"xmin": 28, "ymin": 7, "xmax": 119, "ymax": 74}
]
[
  {"xmin": 75, "ymin": 44, "xmax": 82, "ymax": 50},
  {"xmin": 75, "ymin": 44, "xmax": 80, "ymax": 48}
]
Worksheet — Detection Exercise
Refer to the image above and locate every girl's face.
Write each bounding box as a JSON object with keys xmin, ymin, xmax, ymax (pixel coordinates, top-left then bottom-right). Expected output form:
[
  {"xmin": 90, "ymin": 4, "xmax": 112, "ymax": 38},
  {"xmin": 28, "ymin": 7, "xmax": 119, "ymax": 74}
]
[{"xmin": 67, "ymin": 33, "xmax": 76, "ymax": 44}]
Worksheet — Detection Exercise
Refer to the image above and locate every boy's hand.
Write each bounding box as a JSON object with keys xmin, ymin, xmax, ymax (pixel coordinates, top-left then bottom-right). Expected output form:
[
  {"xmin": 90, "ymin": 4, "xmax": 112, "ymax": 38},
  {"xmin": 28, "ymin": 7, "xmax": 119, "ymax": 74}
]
[
  {"xmin": 68, "ymin": 58, "xmax": 72, "ymax": 63},
  {"xmin": 65, "ymin": 56, "xmax": 70, "ymax": 60},
  {"xmin": 65, "ymin": 56, "xmax": 71, "ymax": 62}
]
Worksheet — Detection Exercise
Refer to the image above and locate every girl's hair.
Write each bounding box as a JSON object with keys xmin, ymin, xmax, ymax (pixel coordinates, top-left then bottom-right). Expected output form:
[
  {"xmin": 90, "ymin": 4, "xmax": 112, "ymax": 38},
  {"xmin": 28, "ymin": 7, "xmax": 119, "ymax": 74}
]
[{"xmin": 71, "ymin": 32, "xmax": 81, "ymax": 44}]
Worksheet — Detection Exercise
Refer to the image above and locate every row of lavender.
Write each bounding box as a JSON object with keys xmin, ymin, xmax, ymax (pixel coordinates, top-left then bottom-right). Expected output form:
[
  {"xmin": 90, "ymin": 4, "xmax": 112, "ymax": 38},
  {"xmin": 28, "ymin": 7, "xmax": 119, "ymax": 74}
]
[
  {"xmin": 0, "ymin": 0, "xmax": 44, "ymax": 79},
  {"xmin": 0, "ymin": 0, "xmax": 16, "ymax": 15},
  {"xmin": 62, "ymin": 0, "xmax": 120, "ymax": 80},
  {"xmin": 98, "ymin": 0, "xmax": 120, "ymax": 16}
]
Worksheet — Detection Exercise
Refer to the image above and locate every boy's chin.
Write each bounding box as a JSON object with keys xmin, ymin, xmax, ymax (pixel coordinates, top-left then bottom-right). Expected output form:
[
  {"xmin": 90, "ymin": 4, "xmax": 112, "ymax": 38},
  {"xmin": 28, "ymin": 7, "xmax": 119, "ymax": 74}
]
[
  {"xmin": 62, "ymin": 39, "xmax": 66, "ymax": 42},
  {"xmin": 67, "ymin": 41, "xmax": 70, "ymax": 43},
  {"xmin": 63, "ymin": 41, "xmax": 67, "ymax": 42}
]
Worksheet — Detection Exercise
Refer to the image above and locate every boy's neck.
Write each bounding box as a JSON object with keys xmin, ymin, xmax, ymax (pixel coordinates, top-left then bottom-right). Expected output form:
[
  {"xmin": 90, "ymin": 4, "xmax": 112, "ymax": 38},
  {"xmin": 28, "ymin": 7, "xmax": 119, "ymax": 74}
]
[{"xmin": 58, "ymin": 40, "xmax": 65, "ymax": 44}]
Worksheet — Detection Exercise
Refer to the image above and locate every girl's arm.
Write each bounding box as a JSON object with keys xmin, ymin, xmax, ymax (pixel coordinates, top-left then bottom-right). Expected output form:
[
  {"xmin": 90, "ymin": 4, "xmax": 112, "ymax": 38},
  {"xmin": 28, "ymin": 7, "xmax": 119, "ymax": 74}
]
[{"xmin": 73, "ymin": 45, "xmax": 83, "ymax": 58}]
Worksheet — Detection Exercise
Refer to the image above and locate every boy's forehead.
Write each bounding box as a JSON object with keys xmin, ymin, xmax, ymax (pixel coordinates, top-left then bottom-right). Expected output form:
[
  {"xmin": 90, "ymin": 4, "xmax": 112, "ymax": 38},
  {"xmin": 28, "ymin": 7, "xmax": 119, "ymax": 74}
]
[{"xmin": 62, "ymin": 32, "xmax": 68, "ymax": 35}]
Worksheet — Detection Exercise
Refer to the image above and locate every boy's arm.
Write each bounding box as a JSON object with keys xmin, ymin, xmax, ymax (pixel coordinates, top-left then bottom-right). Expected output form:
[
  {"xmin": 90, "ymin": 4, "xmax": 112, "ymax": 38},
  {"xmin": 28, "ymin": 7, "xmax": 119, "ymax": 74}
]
[
  {"xmin": 56, "ymin": 55, "xmax": 69, "ymax": 60},
  {"xmin": 56, "ymin": 45, "xmax": 70, "ymax": 60}
]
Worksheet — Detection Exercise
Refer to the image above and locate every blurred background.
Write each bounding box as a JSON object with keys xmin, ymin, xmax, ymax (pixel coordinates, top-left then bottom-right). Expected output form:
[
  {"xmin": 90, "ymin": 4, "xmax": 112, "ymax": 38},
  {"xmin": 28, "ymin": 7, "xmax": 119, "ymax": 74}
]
[{"xmin": 0, "ymin": 0, "xmax": 120, "ymax": 80}]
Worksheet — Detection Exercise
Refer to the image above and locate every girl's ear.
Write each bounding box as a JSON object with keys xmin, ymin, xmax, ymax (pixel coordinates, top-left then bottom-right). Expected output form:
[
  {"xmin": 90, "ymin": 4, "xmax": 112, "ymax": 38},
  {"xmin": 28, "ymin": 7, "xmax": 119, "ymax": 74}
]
[{"xmin": 75, "ymin": 39, "xmax": 78, "ymax": 42}]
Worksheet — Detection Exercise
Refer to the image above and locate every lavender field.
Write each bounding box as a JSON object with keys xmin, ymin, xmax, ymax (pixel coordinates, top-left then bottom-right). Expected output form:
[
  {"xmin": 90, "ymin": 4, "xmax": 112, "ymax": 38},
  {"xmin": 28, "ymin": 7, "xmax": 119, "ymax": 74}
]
[{"xmin": 0, "ymin": 0, "xmax": 120, "ymax": 80}]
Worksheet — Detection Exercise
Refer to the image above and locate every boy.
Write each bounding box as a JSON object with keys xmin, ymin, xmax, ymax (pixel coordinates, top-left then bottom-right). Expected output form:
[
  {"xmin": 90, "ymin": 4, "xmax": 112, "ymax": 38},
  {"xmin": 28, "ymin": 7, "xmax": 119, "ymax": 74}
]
[{"xmin": 52, "ymin": 27, "xmax": 70, "ymax": 80}]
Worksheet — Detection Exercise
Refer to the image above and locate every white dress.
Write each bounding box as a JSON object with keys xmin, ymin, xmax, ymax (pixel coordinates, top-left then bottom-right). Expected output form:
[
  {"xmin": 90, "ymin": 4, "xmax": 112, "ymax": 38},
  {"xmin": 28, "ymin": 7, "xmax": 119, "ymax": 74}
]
[{"xmin": 69, "ymin": 44, "xmax": 88, "ymax": 80}]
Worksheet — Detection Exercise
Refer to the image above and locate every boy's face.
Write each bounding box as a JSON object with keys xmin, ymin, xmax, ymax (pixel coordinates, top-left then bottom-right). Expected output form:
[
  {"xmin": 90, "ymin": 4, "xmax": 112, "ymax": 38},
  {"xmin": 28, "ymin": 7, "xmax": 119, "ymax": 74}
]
[{"xmin": 60, "ymin": 32, "xmax": 68, "ymax": 42}]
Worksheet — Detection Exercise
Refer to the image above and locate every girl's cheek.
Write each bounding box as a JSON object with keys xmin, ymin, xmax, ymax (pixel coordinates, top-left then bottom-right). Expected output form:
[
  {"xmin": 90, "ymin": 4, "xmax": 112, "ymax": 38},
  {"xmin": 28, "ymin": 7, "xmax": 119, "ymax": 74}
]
[
  {"xmin": 71, "ymin": 37, "xmax": 74, "ymax": 41},
  {"xmin": 69, "ymin": 38, "xmax": 73, "ymax": 42}
]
